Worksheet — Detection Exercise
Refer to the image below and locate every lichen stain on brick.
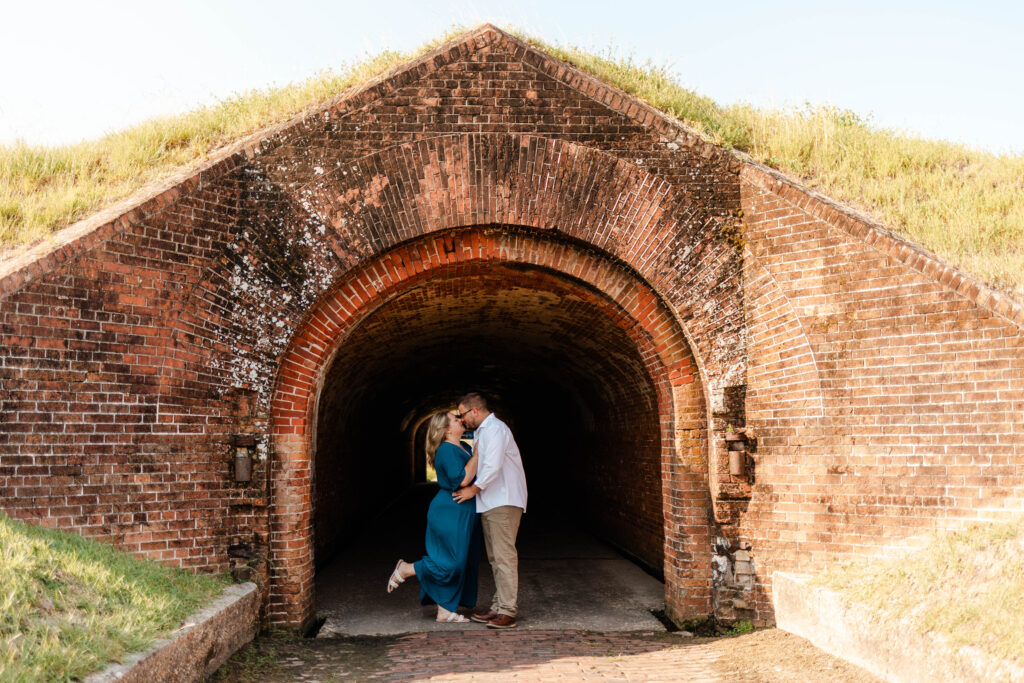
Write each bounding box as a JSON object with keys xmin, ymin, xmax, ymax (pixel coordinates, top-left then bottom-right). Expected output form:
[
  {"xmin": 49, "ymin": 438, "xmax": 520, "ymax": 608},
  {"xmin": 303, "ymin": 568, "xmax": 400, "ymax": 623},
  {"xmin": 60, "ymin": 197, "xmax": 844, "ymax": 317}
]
[{"xmin": 212, "ymin": 172, "xmax": 345, "ymax": 411}]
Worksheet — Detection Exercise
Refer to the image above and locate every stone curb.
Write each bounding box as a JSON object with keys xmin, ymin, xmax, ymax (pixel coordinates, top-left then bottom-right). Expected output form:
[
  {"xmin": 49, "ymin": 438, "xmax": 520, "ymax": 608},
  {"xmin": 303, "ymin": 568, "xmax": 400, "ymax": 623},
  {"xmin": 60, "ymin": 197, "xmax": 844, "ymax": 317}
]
[
  {"xmin": 85, "ymin": 582, "xmax": 260, "ymax": 683},
  {"xmin": 772, "ymin": 572, "xmax": 1024, "ymax": 682}
]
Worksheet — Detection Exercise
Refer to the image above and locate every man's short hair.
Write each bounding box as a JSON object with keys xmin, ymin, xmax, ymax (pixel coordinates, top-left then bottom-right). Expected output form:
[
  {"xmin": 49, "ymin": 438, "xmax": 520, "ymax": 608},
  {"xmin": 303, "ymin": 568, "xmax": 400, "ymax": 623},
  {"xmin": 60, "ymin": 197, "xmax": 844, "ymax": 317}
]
[{"xmin": 458, "ymin": 392, "xmax": 488, "ymax": 411}]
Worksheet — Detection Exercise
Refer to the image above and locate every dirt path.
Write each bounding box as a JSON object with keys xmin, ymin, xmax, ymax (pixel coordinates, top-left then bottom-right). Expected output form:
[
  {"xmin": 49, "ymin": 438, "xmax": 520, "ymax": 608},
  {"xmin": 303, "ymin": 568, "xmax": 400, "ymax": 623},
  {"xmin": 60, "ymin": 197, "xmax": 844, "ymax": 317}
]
[{"xmin": 212, "ymin": 628, "xmax": 879, "ymax": 681}]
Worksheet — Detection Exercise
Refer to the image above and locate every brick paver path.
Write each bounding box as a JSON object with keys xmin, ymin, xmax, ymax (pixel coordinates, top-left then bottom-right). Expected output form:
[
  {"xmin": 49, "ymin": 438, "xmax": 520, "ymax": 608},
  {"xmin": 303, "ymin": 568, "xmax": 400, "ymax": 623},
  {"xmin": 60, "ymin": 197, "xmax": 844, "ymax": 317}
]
[
  {"xmin": 219, "ymin": 628, "xmax": 879, "ymax": 682},
  {"xmin": 371, "ymin": 631, "xmax": 721, "ymax": 681}
]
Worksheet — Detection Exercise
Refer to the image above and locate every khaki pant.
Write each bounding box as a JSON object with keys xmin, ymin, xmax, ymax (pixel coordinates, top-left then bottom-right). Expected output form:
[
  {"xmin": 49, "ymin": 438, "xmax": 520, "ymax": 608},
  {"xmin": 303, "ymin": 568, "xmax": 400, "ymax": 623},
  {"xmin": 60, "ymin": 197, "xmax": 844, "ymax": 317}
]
[{"xmin": 480, "ymin": 505, "xmax": 523, "ymax": 617}]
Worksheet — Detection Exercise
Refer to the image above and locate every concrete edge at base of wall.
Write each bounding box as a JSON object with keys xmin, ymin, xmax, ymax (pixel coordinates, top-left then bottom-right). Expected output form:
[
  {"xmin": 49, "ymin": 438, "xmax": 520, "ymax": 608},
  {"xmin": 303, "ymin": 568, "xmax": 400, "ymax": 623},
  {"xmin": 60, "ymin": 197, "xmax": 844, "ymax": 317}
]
[
  {"xmin": 772, "ymin": 572, "xmax": 1024, "ymax": 682},
  {"xmin": 85, "ymin": 582, "xmax": 260, "ymax": 683}
]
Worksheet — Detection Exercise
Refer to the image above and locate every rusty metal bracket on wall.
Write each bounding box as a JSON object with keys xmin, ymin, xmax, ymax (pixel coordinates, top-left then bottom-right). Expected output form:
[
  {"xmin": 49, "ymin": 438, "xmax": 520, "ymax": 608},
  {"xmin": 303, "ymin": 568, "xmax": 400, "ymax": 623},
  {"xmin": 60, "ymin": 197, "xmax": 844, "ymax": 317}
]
[
  {"xmin": 231, "ymin": 434, "xmax": 257, "ymax": 482},
  {"xmin": 725, "ymin": 428, "xmax": 755, "ymax": 482}
]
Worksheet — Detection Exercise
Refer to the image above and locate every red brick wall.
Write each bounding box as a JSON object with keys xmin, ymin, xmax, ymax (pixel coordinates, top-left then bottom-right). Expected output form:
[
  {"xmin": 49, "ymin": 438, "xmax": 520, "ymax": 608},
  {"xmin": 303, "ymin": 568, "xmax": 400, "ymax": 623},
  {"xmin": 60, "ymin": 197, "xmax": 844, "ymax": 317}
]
[
  {"xmin": 578, "ymin": 397, "xmax": 665, "ymax": 573},
  {"xmin": 728, "ymin": 165, "xmax": 1024, "ymax": 619},
  {"xmin": 0, "ymin": 184, "xmax": 265, "ymax": 574}
]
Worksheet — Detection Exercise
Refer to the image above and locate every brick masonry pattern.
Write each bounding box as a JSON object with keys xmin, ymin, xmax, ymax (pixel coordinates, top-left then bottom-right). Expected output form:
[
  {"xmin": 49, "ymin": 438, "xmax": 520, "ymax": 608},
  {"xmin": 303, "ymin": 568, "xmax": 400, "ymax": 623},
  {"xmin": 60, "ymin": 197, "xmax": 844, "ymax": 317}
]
[{"xmin": 1, "ymin": 25, "xmax": 1022, "ymax": 628}]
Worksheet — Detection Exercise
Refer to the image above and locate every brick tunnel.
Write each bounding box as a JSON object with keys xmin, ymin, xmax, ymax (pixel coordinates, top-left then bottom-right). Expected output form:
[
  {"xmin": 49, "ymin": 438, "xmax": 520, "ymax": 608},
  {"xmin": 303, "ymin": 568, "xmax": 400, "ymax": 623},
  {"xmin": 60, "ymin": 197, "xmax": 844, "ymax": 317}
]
[
  {"xmin": 270, "ymin": 227, "xmax": 714, "ymax": 627},
  {"xmin": 313, "ymin": 259, "xmax": 669, "ymax": 568}
]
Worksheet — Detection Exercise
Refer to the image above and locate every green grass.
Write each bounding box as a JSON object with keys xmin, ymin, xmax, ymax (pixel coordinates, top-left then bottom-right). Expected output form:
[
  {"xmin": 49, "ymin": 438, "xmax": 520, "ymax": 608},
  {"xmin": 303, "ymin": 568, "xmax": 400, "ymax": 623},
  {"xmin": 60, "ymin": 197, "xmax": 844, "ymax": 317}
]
[
  {"xmin": 0, "ymin": 512, "xmax": 230, "ymax": 681},
  {"xmin": 0, "ymin": 30, "xmax": 461, "ymax": 250},
  {"xmin": 813, "ymin": 518, "xmax": 1024, "ymax": 663},
  {"xmin": 208, "ymin": 636, "xmax": 284, "ymax": 682},
  {"xmin": 728, "ymin": 619, "xmax": 754, "ymax": 635},
  {"xmin": 2, "ymin": 25, "xmax": 1022, "ymax": 300}
]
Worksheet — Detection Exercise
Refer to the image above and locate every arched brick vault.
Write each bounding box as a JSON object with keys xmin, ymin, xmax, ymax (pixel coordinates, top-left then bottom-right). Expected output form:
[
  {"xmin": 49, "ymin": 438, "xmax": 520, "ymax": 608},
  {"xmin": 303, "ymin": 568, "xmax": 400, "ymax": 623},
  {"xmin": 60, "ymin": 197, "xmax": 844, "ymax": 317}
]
[
  {"xmin": 268, "ymin": 227, "xmax": 710, "ymax": 627},
  {"xmin": 164, "ymin": 133, "xmax": 747, "ymax": 624},
  {"xmin": 159, "ymin": 132, "xmax": 743, "ymax": 451},
  {"xmin": 217, "ymin": 133, "xmax": 746, "ymax": 398}
]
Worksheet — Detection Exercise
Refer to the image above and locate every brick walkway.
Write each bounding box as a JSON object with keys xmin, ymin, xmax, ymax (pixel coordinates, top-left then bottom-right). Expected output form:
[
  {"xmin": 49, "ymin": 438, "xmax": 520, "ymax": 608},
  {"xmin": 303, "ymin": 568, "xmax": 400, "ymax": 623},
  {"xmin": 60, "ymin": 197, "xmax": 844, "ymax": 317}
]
[
  {"xmin": 369, "ymin": 631, "xmax": 722, "ymax": 681},
  {"xmin": 216, "ymin": 628, "xmax": 879, "ymax": 682}
]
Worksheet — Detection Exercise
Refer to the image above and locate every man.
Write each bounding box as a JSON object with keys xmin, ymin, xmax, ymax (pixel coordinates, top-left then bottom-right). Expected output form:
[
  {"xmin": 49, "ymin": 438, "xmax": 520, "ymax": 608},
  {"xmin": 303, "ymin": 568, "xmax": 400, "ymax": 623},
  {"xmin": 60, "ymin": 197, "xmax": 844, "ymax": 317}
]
[{"xmin": 452, "ymin": 392, "xmax": 527, "ymax": 629}]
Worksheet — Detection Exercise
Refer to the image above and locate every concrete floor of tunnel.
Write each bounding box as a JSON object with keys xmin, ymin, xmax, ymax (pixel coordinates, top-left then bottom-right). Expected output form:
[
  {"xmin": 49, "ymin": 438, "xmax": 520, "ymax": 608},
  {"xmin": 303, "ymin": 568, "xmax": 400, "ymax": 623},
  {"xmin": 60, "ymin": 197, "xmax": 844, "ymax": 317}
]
[{"xmin": 314, "ymin": 483, "xmax": 666, "ymax": 636}]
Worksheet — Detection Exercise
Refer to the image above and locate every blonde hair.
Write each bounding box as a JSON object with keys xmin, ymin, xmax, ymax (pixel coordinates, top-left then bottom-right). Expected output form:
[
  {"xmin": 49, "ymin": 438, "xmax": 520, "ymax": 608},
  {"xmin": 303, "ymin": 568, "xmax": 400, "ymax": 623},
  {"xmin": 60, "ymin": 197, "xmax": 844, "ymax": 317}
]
[{"xmin": 424, "ymin": 411, "xmax": 451, "ymax": 468}]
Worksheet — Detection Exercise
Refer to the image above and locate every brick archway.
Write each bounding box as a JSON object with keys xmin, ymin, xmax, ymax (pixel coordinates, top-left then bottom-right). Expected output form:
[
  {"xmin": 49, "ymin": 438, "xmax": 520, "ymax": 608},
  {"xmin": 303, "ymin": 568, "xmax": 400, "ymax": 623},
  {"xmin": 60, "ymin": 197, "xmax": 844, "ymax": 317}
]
[
  {"xmin": 268, "ymin": 227, "xmax": 712, "ymax": 627},
  {"xmin": 224, "ymin": 132, "xmax": 744, "ymax": 402}
]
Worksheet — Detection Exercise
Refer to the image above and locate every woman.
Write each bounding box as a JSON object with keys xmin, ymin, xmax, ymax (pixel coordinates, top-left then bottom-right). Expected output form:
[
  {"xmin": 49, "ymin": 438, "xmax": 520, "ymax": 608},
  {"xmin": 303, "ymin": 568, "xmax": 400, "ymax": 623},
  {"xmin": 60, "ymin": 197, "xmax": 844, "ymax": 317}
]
[{"xmin": 387, "ymin": 410, "xmax": 481, "ymax": 623}]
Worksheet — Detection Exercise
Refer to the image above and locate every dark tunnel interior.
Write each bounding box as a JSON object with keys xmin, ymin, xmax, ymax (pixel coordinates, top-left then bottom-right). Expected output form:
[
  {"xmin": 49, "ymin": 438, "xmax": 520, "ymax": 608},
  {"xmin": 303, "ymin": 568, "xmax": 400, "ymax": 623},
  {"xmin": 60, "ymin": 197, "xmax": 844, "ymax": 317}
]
[{"xmin": 313, "ymin": 262, "xmax": 666, "ymax": 580}]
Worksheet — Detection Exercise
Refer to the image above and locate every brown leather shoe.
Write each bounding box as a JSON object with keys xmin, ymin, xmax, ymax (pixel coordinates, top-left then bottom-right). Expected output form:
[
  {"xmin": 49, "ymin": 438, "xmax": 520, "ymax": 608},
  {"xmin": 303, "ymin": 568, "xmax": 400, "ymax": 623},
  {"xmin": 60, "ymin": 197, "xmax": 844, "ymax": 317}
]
[
  {"xmin": 486, "ymin": 614, "xmax": 517, "ymax": 629},
  {"xmin": 470, "ymin": 608, "xmax": 498, "ymax": 624}
]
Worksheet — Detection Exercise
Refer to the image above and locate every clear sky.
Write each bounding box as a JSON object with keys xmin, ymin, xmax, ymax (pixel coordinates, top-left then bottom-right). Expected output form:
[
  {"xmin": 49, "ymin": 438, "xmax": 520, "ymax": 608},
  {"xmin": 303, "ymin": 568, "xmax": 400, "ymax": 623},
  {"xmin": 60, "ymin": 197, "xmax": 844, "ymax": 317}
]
[{"xmin": 1, "ymin": 0, "xmax": 1021, "ymax": 154}]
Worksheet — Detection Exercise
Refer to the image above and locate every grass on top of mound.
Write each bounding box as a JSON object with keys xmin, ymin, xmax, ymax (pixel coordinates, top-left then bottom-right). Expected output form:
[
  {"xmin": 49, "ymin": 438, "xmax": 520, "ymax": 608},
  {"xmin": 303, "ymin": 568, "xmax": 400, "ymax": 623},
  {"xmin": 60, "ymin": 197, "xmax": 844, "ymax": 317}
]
[
  {"xmin": 0, "ymin": 29, "xmax": 463, "ymax": 252},
  {"xmin": 0, "ymin": 512, "xmax": 230, "ymax": 681},
  {"xmin": 2, "ymin": 25, "xmax": 1022, "ymax": 300},
  {"xmin": 813, "ymin": 518, "xmax": 1024, "ymax": 663},
  {"xmin": 518, "ymin": 33, "xmax": 1024, "ymax": 301}
]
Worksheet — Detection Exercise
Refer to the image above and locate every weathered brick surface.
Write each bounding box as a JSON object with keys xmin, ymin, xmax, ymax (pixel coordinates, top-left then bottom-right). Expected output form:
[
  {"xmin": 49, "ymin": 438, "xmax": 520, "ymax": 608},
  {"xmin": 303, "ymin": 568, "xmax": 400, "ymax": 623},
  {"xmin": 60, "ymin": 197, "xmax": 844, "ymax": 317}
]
[
  {"xmin": 733, "ymin": 164, "xmax": 1024, "ymax": 619},
  {"xmin": 1, "ymin": 25, "xmax": 1021, "ymax": 629}
]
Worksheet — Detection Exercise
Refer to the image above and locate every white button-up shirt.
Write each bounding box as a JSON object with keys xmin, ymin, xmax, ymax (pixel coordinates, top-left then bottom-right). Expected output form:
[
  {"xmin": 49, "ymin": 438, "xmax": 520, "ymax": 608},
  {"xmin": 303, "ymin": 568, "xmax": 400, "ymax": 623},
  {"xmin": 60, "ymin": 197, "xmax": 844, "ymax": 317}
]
[{"xmin": 473, "ymin": 412, "xmax": 528, "ymax": 514}]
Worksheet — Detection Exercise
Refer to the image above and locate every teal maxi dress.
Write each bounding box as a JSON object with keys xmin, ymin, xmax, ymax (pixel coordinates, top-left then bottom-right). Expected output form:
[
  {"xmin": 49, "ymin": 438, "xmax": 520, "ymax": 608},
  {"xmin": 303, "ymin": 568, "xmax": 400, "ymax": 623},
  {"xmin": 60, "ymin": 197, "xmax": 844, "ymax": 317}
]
[{"xmin": 413, "ymin": 441, "xmax": 481, "ymax": 612}]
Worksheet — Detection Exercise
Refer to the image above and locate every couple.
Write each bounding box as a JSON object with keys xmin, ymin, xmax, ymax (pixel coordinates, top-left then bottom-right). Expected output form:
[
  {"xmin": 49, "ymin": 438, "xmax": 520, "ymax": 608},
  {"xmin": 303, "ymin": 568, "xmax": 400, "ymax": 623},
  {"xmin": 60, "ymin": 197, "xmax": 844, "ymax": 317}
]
[{"xmin": 387, "ymin": 392, "xmax": 528, "ymax": 629}]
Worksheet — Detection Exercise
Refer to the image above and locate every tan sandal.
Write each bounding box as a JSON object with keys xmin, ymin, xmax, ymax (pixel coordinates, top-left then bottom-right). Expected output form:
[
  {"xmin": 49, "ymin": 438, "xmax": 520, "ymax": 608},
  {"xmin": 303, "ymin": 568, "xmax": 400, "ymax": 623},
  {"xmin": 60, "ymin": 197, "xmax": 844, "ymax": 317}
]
[
  {"xmin": 387, "ymin": 559, "xmax": 406, "ymax": 593},
  {"xmin": 437, "ymin": 609, "xmax": 470, "ymax": 623}
]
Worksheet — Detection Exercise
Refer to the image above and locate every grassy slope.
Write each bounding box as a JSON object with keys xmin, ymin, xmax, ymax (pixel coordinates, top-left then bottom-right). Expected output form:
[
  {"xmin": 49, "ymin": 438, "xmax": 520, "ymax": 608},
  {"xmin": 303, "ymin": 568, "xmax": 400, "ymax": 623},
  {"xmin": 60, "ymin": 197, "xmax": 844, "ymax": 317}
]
[
  {"xmin": 1, "ymin": 27, "xmax": 1021, "ymax": 300},
  {"xmin": 525, "ymin": 35, "xmax": 1024, "ymax": 300},
  {"xmin": 814, "ymin": 519, "xmax": 1024, "ymax": 663},
  {"xmin": 0, "ymin": 512, "xmax": 229, "ymax": 681}
]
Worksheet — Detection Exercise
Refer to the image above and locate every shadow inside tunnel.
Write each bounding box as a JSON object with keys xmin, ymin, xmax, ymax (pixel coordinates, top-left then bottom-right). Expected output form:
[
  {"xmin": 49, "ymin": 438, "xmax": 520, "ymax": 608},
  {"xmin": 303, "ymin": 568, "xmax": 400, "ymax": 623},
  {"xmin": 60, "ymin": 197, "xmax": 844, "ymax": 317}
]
[{"xmin": 314, "ymin": 483, "xmax": 667, "ymax": 636}]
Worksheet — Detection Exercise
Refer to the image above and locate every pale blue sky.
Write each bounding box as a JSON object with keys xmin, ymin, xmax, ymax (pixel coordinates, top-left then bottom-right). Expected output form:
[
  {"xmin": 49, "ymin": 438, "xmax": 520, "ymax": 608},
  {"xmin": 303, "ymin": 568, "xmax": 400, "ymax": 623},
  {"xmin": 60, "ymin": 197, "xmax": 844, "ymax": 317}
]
[{"xmin": 1, "ymin": 0, "xmax": 1021, "ymax": 153}]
